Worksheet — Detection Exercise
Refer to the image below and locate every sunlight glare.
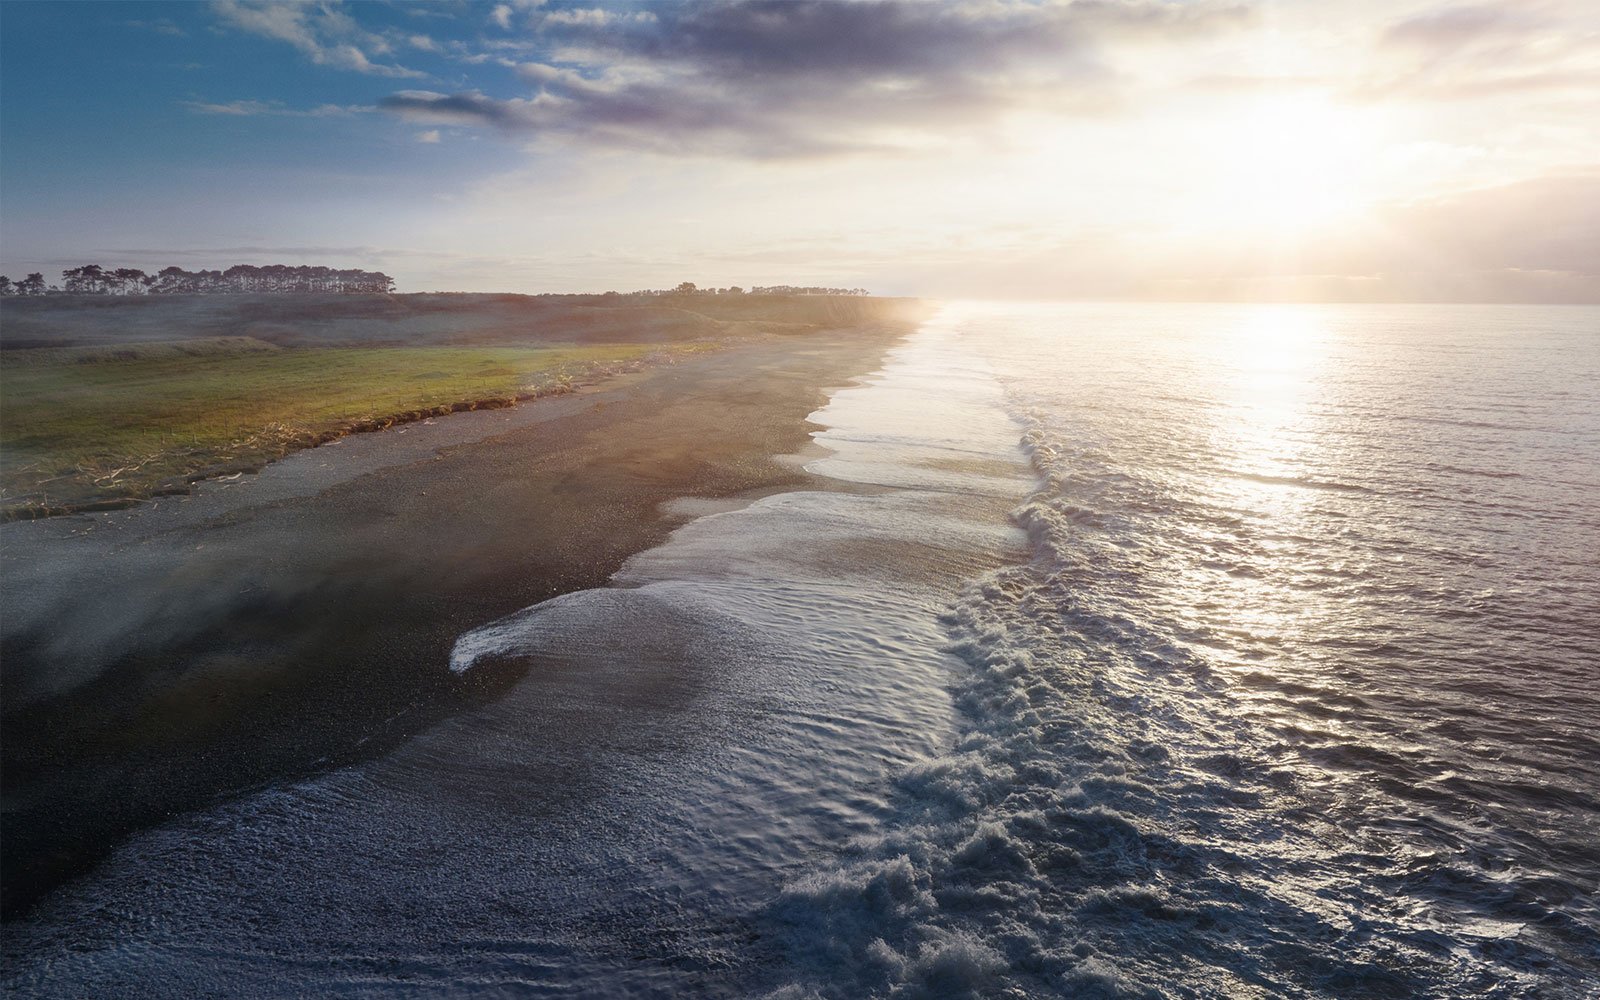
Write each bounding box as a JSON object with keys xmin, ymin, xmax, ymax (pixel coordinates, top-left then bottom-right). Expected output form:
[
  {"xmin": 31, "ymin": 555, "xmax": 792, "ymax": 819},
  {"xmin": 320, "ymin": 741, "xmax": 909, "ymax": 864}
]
[
  {"xmin": 1216, "ymin": 304, "xmax": 1327, "ymax": 480},
  {"xmin": 1188, "ymin": 94, "xmax": 1380, "ymax": 237}
]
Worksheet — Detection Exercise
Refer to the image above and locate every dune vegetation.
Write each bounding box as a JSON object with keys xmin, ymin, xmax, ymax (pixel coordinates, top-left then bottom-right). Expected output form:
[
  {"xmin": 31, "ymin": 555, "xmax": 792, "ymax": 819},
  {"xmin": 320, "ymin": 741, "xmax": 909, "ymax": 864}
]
[{"xmin": 0, "ymin": 338, "xmax": 666, "ymax": 518}]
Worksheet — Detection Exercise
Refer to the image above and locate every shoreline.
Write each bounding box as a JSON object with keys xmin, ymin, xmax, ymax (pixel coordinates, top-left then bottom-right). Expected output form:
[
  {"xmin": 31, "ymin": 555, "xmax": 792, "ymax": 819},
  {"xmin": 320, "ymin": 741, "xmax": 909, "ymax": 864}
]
[{"xmin": 0, "ymin": 324, "xmax": 908, "ymax": 919}]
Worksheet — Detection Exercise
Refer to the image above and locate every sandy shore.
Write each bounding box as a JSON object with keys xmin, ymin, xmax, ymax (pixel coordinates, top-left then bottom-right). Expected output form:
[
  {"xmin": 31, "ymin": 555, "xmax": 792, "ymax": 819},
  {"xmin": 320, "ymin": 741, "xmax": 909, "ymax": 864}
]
[{"xmin": 0, "ymin": 327, "xmax": 904, "ymax": 917}]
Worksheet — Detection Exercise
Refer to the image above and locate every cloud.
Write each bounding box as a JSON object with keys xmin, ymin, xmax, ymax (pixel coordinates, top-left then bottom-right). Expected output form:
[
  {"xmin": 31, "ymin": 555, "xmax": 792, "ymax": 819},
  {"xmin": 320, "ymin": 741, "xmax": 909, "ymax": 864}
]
[
  {"xmin": 416, "ymin": 129, "xmax": 442, "ymax": 144},
  {"xmin": 489, "ymin": 1, "xmax": 544, "ymax": 30},
  {"xmin": 380, "ymin": 84, "xmax": 891, "ymax": 159},
  {"xmin": 1148, "ymin": 168, "xmax": 1600, "ymax": 301},
  {"xmin": 1383, "ymin": 169, "xmax": 1600, "ymax": 278},
  {"xmin": 542, "ymin": 0, "xmax": 1236, "ymax": 85},
  {"xmin": 1381, "ymin": 4, "xmax": 1536, "ymax": 50},
  {"xmin": 380, "ymin": 0, "xmax": 1252, "ymax": 159},
  {"xmin": 541, "ymin": 8, "xmax": 655, "ymax": 29},
  {"xmin": 382, "ymin": 90, "xmax": 533, "ymax": 129},
  {"xmin": 1189, "ymin": 73, "xmax": 1331, "ymax": 93},
  {"xmin": 210, "ymin": 0, "xmax": 425, "ymax": 78},
  {"xmin": 181, "ymin": 99, "xmax": 366, "ymax": 117},
  {"xmin": 126, "ymin": 17, "xmax": 187, "ymax": 37},
  {"xmin": 1362, "ymin": 3, "xmax": 1600, "ymax": 101}
]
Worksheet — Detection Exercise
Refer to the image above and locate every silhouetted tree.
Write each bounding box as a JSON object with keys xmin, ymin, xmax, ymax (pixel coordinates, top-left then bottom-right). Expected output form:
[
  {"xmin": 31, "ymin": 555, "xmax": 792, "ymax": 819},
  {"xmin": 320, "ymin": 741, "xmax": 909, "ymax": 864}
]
[
  {"xmin": 113, "ymin": 268, "xmax": 149, "ymax": 294},
  {"xmin": 63, "ymin": 264, "xmax": 110, "ymax": 294},
  {"xmin": 52, "ymin": 262, "xmax": 396, "ymax": 295},
  {"xmin": 153, "ymin": 266, "xmax": 191, "ymax": 294},
  {"xmin": 748, "ymin": 285, "xmax": 870, "ymax": 295}
]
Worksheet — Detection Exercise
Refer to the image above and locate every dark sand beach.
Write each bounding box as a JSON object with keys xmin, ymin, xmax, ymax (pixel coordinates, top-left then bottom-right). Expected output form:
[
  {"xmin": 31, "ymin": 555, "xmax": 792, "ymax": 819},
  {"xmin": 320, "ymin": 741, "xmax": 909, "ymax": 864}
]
[{"xmin": 0, "ymin": 321, "xmax": 906, "ymax": 917}]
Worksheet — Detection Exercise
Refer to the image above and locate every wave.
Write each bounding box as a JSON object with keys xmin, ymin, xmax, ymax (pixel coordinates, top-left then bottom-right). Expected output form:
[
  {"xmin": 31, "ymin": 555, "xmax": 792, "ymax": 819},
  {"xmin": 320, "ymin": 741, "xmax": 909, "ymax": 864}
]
[{"xmin": 1225, "ymin": 470, "xmax": 1374, "ymax": 493}]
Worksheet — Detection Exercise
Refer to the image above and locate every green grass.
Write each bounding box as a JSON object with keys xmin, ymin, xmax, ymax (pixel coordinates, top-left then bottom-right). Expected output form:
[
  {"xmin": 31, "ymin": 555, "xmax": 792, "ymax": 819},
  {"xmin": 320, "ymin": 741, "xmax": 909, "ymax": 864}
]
[{"xmin": 0, "ymin": 340, "xmax": 667, "ymax": 516}]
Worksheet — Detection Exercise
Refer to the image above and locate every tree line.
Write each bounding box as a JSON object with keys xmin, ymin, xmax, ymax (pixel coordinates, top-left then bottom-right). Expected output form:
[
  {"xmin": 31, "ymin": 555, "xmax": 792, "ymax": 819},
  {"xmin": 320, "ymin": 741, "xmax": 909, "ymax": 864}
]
[
  {"xmin": 0, "ymin": 270, "xmax": 870, "ymax": 298},
  {"xmin": 659, "ymin": 282, "xmax": 870, "ymax": 296},
  {"xmin": 0, "ymin": 264, "xmax": 396, "ymax": 297}
]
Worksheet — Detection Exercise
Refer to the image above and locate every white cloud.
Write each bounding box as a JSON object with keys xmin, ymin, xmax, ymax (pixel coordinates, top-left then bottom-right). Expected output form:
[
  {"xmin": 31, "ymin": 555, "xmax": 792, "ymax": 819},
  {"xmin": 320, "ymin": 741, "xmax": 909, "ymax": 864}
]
[
  {"xmin": 181, "ymin": 99, "xmax": 367, "ymax": 117},
  {"xmin": 416, "ymin": 129, "xmax": 442, "ymax": 144},
  {"xmin": 210, "ymin": 0, "xmax": 425, "ymax": 78},
  {"xmin": 540, "ymin": 9, "xmax": 655, "ymax": 29}
]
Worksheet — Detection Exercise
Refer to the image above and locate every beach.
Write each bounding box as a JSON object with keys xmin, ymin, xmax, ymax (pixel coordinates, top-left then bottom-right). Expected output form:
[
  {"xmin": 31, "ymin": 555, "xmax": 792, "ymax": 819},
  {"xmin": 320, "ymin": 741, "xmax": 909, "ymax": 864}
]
[{"xmin": 0, "ymin": 321, "xmax": 907, "ymax": 918}]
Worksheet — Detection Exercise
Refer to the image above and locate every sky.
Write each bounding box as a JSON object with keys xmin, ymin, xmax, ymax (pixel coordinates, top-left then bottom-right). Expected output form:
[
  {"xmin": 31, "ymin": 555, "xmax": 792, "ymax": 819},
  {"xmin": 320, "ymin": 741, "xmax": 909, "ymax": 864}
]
[{"xmin": 1, "ymin": 0, "xmax": 1596, "ymax": 301}]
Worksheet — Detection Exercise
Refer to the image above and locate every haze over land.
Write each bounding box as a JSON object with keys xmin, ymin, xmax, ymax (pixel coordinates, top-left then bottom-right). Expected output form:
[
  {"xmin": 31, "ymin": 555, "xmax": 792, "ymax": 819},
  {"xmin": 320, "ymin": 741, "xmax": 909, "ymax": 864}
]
[{"xmin": 2, "ymin": 0, "xmax": 1597, "ymax": 302}]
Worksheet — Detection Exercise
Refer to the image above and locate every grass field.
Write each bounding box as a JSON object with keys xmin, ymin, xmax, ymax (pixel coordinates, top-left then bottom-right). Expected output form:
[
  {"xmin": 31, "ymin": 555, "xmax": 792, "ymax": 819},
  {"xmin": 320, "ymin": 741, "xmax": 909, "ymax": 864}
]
[{"xmin": 0, "ymin": 338, "xmax": 669, "ymax": 517}]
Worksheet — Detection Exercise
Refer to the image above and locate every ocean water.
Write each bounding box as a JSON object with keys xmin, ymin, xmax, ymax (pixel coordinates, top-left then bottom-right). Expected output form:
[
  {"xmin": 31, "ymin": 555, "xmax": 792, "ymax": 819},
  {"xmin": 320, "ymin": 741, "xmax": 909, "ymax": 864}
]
[{"xmin": 6, "ymin": 302, "xmax": 1598, "ymax": 998}]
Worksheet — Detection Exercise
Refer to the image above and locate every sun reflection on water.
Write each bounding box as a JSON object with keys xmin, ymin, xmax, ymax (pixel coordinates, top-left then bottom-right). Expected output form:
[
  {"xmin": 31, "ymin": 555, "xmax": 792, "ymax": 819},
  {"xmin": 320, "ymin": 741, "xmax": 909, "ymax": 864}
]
[
  {"xmin": 1199, "ymin": 305, "xmax": 1342, "ymax": 688},
  {"xmin": 1216, "ymin": 304, "xmax": 1327, "ymax": 473}
]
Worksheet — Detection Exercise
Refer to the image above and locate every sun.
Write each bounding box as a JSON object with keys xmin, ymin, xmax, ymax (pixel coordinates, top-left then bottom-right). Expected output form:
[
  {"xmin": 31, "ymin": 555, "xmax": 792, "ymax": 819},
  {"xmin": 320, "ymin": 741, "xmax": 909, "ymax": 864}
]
[{"xmin": 1183, "ymin": 93, "xmax": 1382, "ymax": 237}]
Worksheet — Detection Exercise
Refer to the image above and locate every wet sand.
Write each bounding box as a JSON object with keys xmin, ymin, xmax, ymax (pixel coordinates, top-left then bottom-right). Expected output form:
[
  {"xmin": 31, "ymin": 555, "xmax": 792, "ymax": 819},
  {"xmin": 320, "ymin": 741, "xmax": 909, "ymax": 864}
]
[{"xmin": 0, "ymin": 327, "xmax": 904, "ymax": 917}]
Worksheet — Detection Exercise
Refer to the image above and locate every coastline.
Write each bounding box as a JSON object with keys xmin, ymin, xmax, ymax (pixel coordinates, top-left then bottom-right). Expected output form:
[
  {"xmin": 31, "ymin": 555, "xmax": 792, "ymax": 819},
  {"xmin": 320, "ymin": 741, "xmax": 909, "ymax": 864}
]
[{"xmin": 0, "ymin": 324, "xmax": 908, "ymax": 918}]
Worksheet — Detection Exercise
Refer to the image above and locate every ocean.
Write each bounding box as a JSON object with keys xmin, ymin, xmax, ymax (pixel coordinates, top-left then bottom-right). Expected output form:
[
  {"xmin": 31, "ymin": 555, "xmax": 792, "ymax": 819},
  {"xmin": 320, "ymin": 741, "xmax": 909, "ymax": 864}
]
[{"xmin": 7, "ymin": 302, "xmax": 1598, "ymax": 998}]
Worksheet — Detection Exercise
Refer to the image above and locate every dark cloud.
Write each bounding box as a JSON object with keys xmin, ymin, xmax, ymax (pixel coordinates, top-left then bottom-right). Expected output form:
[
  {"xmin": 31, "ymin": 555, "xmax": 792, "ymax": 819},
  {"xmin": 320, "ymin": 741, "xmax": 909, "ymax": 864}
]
[
  {"xmin": 379, "ymin": 0, "xmax": 1253, "ymax": 158},
  {"xmin": 568, "ymin": 1, "xmax": 1079, "ymax": 81},
  {"xmin": 381, "ymin": 90, "xmax": 533, "ymax": 130}
]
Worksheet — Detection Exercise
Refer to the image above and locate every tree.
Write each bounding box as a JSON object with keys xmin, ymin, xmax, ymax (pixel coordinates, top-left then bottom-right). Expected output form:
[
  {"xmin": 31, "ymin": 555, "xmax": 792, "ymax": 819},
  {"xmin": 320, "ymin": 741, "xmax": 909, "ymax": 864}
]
[
  {"xmin": 153, "ymin": 266, "xmax": 194, "ymax": 294},
  {"xmin": 62, "ymin": 264, "xmax": 109, "ymax": 294},
  {"xmin": 674, "ymin": 281, "xmax": 698, "ymax": 294},
  {"xmin": 113, "ymin": 268, "xmax": 149, "ymax": 295},
  {"xmin": 18, "ymin": 262, "xmax": 399, "ymax": 296},
  {"xmin": 18, "ymin": 273, "xmax": 47, "ymax": 296},
  {"xmin": 0, "ymin": 276, "xmax": 12, "ymax": 296}
]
